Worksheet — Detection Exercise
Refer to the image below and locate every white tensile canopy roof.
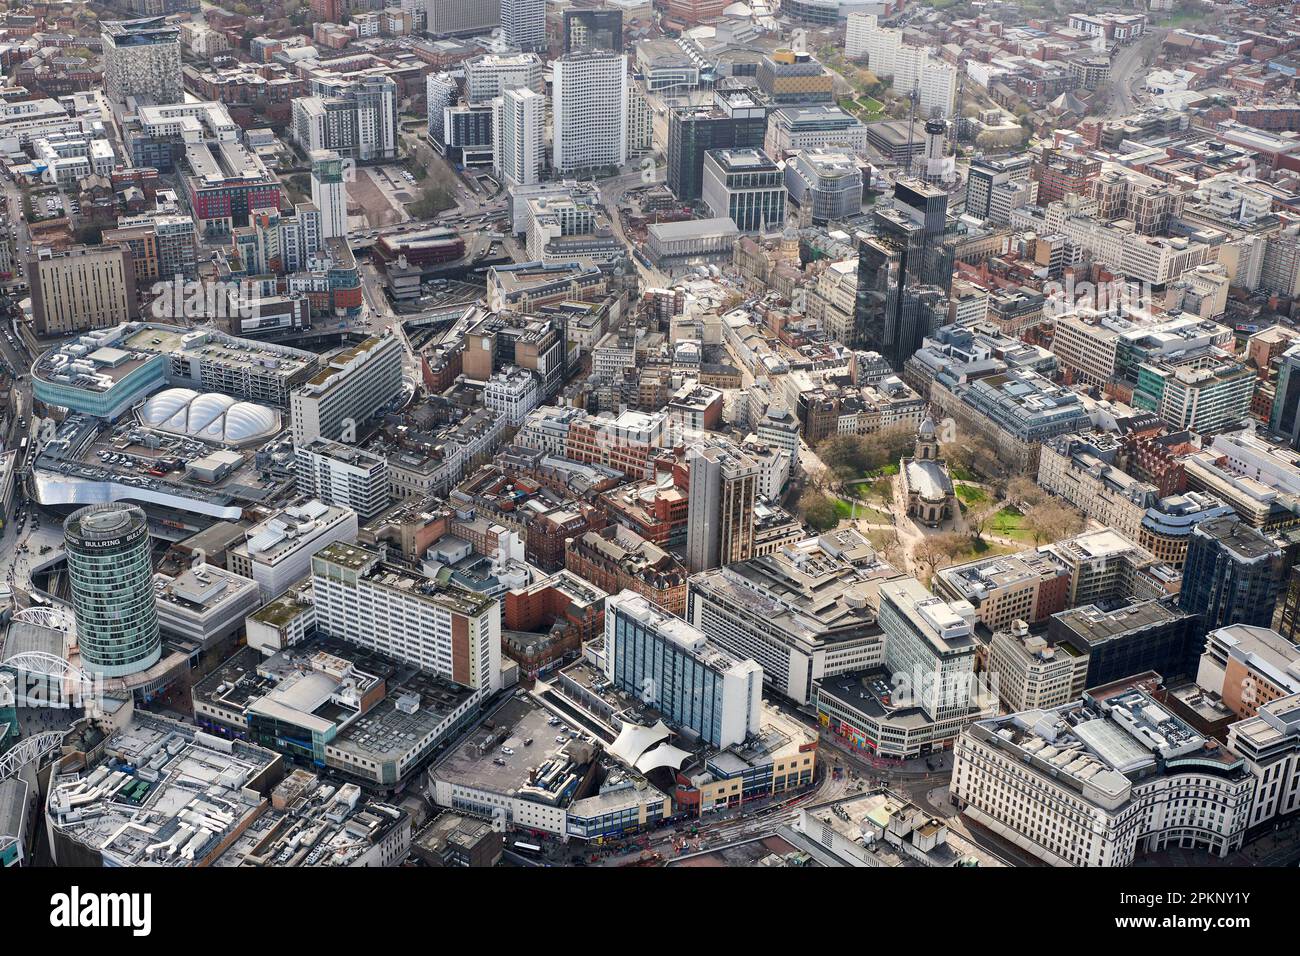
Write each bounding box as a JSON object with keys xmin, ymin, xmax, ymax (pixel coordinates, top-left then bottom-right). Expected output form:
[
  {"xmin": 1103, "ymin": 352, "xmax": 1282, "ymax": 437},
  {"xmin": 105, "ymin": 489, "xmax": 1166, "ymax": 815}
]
[
  {"xmin": 609, "ymin": 719, "xmax": 673, "ymax": 766},
  {"xmin": 634, "ymin": 743, "xmax": 693, "ymax": 774}
]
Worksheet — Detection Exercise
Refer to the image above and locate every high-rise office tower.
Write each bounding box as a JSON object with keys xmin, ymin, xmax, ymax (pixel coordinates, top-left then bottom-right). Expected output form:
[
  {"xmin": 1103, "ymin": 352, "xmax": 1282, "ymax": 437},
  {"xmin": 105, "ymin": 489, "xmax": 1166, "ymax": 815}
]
[
  {"xmin": 425, "ymin": 0, "xmax": 499, "ymax": 36},
  {"xmin": 564, "ymin": 8, "xmax": 623, "ymax": 52},
  {"xmin": 964, "ymin": 154, "xmax": 1034, "ymax": 223},
  {"xmin": 1275, "ymin": 564, "xmax": 1300, "ymax": 644},
  {"xmin": 686, "ymin": 440, "xmax": 758, "ymax": 573},
  {"xmin": 500, "ymin": 0, "xmax": 546, "ymax": 51},
  {"xmin": 102, "ymin": 18, "xmax": 183, "ymax": 106},
  {"xmin": 701, "ymin": 148, "xmax": 787, "ymax": 233},
  {"xmin": 853, "ymin": 176, "xmax": 952, "ymax": 368},
  {"xmin": 492, "ymin": 86, "xmax": 545, "ymax": 186},
  {"xmin": 666, "ymin": 87, "xmax": 768, "ymax": 203},
  {"xmin": 604, "ymin": 590, "xmax": 762, "ymax": 748},
  {"xmin": 879, "ymin": 578, "xmax": 978, "ymax": 722},
  {"xmin": 426, "ymin": 72, "xmax": 458, "ymax": 145},
  {"xmin": 310, "ymin": 149, "xmax": 348, "ymax": 240},
  {"xmin": 552, "ymin": 51, "xmax": 628, "ymax": 173},
  {"xmin": 1180, "ymin": 515, "xmax": 1283, "ymax": 633},
  {"xmin": 64, "ymin": 503, "xmax": 162, "ymax": 678},
  {"xmin": 1270, "ymin": 344, "xmax": 1300, "ymax": 449}
]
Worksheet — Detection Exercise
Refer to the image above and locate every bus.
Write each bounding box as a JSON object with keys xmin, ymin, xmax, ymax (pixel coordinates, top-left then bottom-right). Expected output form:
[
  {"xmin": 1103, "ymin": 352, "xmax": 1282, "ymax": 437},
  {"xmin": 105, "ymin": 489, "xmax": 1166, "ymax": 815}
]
[{"xmin": 512, "ymin": 841, "xmax": 542, "ymax": 857}]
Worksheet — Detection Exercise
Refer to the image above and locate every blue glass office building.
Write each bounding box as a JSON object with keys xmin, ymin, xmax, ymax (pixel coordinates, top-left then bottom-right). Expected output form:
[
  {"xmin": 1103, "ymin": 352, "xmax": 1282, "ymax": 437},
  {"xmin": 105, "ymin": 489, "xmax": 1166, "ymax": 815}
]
[{"xmin": 606, "ymin": 590, "xmax": 761, "ymax": 748}]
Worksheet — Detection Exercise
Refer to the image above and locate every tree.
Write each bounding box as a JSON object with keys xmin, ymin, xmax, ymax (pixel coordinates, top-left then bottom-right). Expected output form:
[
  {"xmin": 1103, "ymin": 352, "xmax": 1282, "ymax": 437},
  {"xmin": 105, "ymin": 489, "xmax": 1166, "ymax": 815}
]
[
  {"xmin": 410, "ymin": 179, "xmax": 455, "ymax": 218},
  {"xmin": 942, "ymin": 430, "xmax": 1001, "ymax": 479},
  {"xmin": 872, "ymin": 528, "xmax": 905, "ymax": 568},
  {"xmin": 875, "ymin": 423, "xmax": 916, "ymax": 463},
  {"xmin": 1025, "ymin": 500, "xmax": 1084, "ymax": 545},
  {"xmin": 799, "ymin": 490, "xmax": 840, "ymax": 532},
  {"xmin": 915, "ymin": 531, "xmax": 969, "ymax": 578},
  {"xmin": 1003, "ymin": 476, "xmax": 1048, "ymax": 512},
  {"xmin": 819, "ymin": 423, "xmax": 916, "ymax": 481},
  {"xmin": 818, "ymin": 433, "xmax": 872, "ymax": 479}
]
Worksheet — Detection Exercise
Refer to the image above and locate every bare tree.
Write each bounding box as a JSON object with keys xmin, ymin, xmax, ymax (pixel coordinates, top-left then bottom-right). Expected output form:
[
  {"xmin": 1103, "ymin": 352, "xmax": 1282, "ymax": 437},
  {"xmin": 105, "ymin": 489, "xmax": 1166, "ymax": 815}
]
[
  {"xmin": 915, "ymin": 531, "xmax": 969, "ymax": 577},
  {"xmin": 873, "ymin": 528, "xmax": 905, "ymax": 568},
  {"xmin": 942, "ymin": 430, "xmax": 1001, "ymax": 480},
  {"xmin": 1004, "ymin": 476, "xmax": 1048, "ymax": 512},
  {"xmin": 967, "ymin": 506, "xmax": 992, "ymax": 542},
  {"xmin": 1025, "ymin": 500, "xmax": 1085, "ymax": 545}
]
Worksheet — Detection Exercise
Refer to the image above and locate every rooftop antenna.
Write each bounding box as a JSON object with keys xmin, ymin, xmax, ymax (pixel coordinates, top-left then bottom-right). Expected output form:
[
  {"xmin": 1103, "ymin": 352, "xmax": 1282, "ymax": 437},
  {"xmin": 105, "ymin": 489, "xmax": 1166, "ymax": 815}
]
[{"xmin": 904, "ymin": 86, "xmax": 919, "ymax": 170}]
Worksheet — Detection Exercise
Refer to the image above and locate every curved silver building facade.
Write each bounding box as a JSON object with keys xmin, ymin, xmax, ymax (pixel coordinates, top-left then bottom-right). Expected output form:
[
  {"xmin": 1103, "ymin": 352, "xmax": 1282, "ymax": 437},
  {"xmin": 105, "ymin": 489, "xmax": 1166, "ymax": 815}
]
[{"xmin": 64, "ymin": 503, "xmax": 161, "ymax": 678}]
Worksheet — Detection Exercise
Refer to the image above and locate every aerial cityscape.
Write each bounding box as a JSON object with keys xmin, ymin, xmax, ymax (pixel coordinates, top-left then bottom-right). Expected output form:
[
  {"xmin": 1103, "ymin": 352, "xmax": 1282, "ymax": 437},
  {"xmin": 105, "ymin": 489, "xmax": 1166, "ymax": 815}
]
[{"xmin": 0, "ymin": 0, "xmax": 1296, "ymax": 886}]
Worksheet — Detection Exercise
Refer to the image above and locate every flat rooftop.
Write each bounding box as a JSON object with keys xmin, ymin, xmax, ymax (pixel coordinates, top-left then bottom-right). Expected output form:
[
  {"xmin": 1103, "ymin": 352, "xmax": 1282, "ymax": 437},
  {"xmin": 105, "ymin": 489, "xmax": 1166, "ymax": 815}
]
[
  {"xmin": 1054, "ymin": 599, "xmax": 1187, "ymax": 647},
  {"xmin": 433, "ymin": 696, "xmax": 593, "ymax": 800},
  {"xmin": 47, "ymin": 715, "xmax": 281, "ymax": 867}
]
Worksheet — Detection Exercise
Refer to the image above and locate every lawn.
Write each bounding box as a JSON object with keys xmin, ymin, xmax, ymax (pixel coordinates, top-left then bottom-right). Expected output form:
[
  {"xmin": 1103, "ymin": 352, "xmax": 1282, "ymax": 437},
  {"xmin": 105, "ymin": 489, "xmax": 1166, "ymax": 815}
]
[
  {"xmin": 949, "ymin": 463, "xmax": 979, "ymax": 482},
  {"xmin": 1156, "ymin": 11, "xmax": 1206, "ymax": 27},
  {"xmin": 845, "ymin": 462, "xmax": 898, "ymax": 481},
  {"xmin": 989, "ymin": 505, "xmax": 1037, "ymax": 542},
  {"xmin": 964, "ymin": 537, "xmax": 1018, "ymax": 559},
  {"xmin": 835, "ymin": 498, "xmax": 892, "ymax": 524},
  {"xmin": 845, "ymin": 473, "xmax": 895, "ymax": 498},
  {"xmin": 954, "ymin": 483, "xmax": 988, "ymax": 505},
  {"xmin": 859, "ymin": 96, "xmax": 886, "ymax": 118}
]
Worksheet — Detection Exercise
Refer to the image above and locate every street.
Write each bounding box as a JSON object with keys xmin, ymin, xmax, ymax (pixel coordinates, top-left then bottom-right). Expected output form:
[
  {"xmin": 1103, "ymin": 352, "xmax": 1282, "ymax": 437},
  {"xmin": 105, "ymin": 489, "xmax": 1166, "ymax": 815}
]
[{"xmin": 1106, "ymin": 29, "xmax": 1168, "ymax": 117}]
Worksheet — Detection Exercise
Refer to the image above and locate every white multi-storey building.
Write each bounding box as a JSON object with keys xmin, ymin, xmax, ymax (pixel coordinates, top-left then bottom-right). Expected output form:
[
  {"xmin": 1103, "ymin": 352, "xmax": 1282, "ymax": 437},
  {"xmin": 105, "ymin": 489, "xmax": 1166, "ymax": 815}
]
[
  {"xmin": 294, "ymin": 74, "xmax": 398, "ymax": 162},
  {"xmin": 311, "ymin": 541, "xmax": 503, "ymax": 693},
  {"xmin": 500, "ymin": 0, "xmax": 546, "ymax": 52},
  {"xmin": 845, "ymin": 13, "xmax": 877, "ymax": 60},
  {"xmin": 228, "ymin": 500, "xmax": 359, "ymax": 601},
  {"xmin": 290, "ymin": 334, "xmax": 405, "ymax": 444},
  {"xmin": 687, "ymin": 531, "xmax": 908, "ymax": 704},
  {"xmin": 1228, "ymin": 692, "xmax": 1300, "ymax": 832},
  {"xmin": 492, "ymin": 86, "xmax": 545, "ymax": 187},
  {"xmin": 985, "ymin": 621, "xmax": 1090, "ymax": 712},
  {"xmin": 465, "ymin": 52, "xmax": 545, "ymax": 104},
  {"xmin": 952, "ymin": 677, "xmax": 1255, "ymax": 866},
  {"xmin": 553, "ymin": 51, "xmax": 628, "ymax": 173},
  {"xmin": 294, "ymin": 437, "xmax": 392, "ymax": 521},
  {"xmin": 483, "ymin": 365, "xmax": 540, "ymax": 427},
  {"xmin": 879, "ymin": 578, "xmax": 979, "ymax": 723}
]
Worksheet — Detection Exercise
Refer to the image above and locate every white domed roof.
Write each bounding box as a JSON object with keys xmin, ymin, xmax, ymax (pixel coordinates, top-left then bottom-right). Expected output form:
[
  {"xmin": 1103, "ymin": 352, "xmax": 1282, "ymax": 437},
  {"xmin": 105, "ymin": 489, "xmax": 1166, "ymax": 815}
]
[
  {"xmin": 187, "ymin": 393, "xmax": 238, "ymax": 433},
  {"xmin": 224, "ymin": 402, "xmax": 279, "ymax": 443},
  {"xmin": 137, "ymin": 389, "xmax": 281, "ymax": 445},
  {"xmin": 140, "ymin": 388, "xmax": 200, "ymax": 426}
]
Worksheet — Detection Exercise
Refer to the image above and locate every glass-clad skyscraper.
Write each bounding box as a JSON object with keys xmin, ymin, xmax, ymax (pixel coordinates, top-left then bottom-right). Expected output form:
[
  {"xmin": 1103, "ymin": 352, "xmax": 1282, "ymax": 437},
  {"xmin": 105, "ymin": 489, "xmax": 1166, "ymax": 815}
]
[
  {"xmin": 853, "ymin": 176, "xmax": 955, "ymax": 369},
  {"xmin": 64, "ymin": 503, "xmax": 161, "ymax": 677}
]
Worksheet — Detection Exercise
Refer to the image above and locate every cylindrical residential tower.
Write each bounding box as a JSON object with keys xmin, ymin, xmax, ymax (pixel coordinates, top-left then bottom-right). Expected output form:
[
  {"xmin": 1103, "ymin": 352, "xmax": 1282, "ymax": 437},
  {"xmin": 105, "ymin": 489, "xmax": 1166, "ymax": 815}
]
[{"xmin": 63, "ymin": 503, "xmax": 161, "ymax": 678}]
